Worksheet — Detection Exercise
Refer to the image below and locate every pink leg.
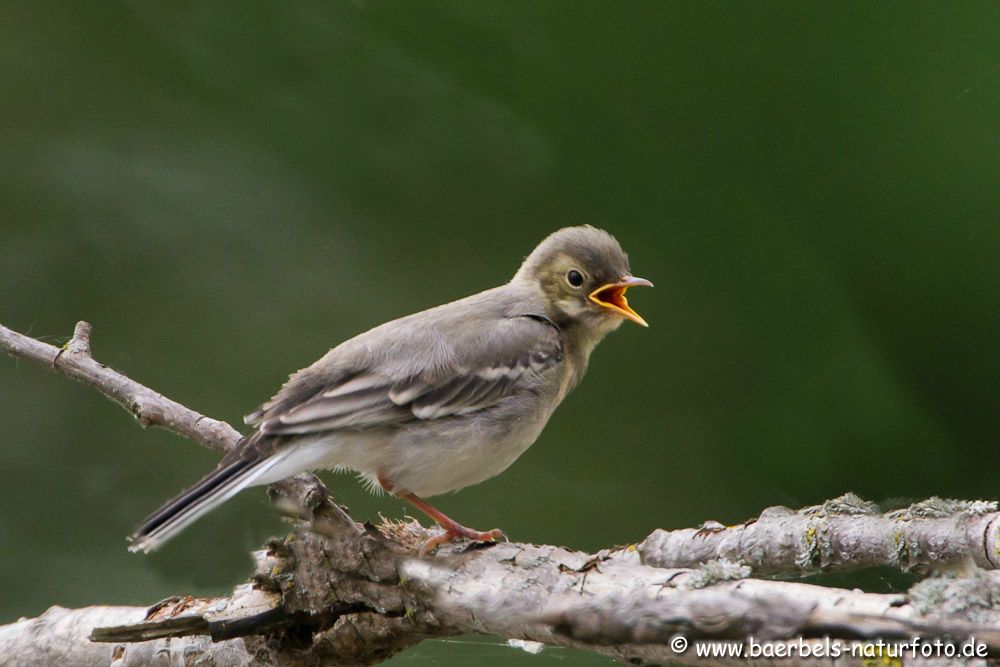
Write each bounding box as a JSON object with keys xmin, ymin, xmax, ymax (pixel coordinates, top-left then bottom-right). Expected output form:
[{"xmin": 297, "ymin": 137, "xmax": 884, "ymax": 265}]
[{"xmin": 379, "ymin": 475, "xmax": 504, "ymax": 552}]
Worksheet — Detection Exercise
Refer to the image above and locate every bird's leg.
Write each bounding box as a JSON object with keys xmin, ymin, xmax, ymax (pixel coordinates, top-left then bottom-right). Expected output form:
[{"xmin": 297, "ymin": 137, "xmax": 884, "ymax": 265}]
[
  {"xmin": 378, "ymin": 475, "xmax": 503, "ymax": 552},
  {"xmin": 398, "ymin": 490, "xmax": 505, "ymax": 548}
]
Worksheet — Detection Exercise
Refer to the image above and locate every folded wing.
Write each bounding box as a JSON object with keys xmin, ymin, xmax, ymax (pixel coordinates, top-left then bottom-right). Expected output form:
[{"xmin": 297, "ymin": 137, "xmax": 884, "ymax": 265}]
[{"xmin": 247, "ymin": 314, "xmax": 563, "ymax": 436}]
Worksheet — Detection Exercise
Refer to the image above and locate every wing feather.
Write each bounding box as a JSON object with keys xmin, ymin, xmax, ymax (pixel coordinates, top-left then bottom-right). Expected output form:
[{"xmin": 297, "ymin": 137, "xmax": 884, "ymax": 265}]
[
  {"xmin": 278, "ymin": 386, "xmax": 392, "ymax": 425},
  {"xmin": 253, "ymin": 314, "xmax": 563, "ymax": 436}
]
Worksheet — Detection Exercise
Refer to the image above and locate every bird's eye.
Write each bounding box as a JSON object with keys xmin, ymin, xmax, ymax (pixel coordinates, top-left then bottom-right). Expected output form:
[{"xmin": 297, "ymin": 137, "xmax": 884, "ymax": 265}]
[{"xmin": 566, "ymin": 269, "xmax": 584, "ymax": 287}]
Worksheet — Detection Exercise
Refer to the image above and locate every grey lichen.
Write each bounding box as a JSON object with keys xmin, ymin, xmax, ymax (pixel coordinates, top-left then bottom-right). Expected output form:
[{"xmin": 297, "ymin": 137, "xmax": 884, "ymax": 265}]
[
  {"xmin": 895, "ymin": 497, "xmax": 998, "ymax": 520},
  {"xmin": 952, "ymin": 499, "xmax": 998, "ymax": 516},
  {"xmin": 909, "ymin": 570, "xmax": 1000, "ymax": 623},
  {"xmin": 820, "ymin": 492, "xmax": 880, "ymax": 516},
  {"xmin": 685, "ymin": 559, "xmax": 752, "ymax": 589}
]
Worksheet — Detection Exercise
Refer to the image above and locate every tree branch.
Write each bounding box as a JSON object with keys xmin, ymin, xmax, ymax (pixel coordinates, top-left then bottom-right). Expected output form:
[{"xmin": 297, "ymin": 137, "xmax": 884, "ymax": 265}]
[
  {"xmin": 4, "ymin": 319, "xmax": 1000, "ymax": 666},
  {"xmin": 638, "ymin": 493, "xmax": 1000, "ymax": 575},
  {"xmin": 1, "ymin": 321, "xmax": 240, "ymax": 453}
]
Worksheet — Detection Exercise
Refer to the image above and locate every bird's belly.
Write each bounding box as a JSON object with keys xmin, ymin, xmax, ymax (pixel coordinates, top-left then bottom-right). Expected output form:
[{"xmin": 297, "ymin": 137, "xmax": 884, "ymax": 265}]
[{"xmin": 361, "ymin": 400, "xmax": 555, "ymax": 497}]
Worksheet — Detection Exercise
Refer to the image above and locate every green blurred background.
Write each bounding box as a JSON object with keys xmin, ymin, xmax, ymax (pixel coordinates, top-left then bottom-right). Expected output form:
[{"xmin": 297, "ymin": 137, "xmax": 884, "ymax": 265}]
[{"xmin": 2, "ymin": 1, "xmax": 1000, "ymax": 664}]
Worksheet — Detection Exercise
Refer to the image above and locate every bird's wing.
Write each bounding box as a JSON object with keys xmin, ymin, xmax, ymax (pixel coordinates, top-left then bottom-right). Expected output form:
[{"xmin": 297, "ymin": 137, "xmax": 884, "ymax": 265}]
[{"xmin": 245, "ymin": 314, "xmax": 563, "ymax": 436}]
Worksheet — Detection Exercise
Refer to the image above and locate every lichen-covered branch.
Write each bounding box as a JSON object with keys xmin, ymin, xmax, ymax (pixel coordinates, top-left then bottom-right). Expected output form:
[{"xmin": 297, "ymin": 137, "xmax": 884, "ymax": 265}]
[
  {"xmin": 14, "ymin": 535, "xmax": 1000, "ymax": 667},
  {"xmin": 4, "ymin": 319, "xmax": 1000, "ymax": 667},
  {"xmin": 638, "ymin": 493, "xmax": 1000, "ymax": 575}
]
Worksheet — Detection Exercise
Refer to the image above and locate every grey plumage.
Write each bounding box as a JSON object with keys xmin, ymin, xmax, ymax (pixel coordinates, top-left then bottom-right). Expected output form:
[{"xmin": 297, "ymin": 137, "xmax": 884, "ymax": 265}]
[{"xmin": 129, "ymin": 226, "xmax": 649, "ymax": 553}]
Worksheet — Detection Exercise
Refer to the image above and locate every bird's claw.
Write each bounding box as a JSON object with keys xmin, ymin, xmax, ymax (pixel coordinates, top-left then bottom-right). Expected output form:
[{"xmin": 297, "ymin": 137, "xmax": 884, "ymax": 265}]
[
  {"xmin": 419, "ymin": 526, "xmax": 505, "ymax": 557},
  {"xmin": 479, "ymin": 527, "xmax": 506, "ymax": 542}
]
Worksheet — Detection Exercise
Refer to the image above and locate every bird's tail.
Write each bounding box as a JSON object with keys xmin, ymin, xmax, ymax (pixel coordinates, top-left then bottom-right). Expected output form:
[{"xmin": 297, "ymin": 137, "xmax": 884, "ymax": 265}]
[{"xmin": 128, "ymin": 452, "xmax": 286, "ymax": 553}]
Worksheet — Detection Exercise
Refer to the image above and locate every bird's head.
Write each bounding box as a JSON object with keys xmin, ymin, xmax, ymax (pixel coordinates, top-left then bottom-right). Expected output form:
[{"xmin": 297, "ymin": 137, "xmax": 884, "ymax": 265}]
[{"xmin": 513, "ymin": 226, "xmax": 652, "ymax": 331}]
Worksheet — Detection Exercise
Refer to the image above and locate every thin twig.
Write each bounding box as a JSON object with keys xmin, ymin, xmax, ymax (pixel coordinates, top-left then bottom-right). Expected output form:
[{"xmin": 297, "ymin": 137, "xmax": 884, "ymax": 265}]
[{"xmin": 1, "ymin": 320, "xmax": 240, "ymax": 453}]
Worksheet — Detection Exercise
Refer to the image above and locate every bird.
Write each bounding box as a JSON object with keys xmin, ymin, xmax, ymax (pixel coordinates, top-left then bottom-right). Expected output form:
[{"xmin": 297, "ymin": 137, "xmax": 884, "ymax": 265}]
[{"xmin": 129, "ymin": 225, "xmax": 651, "ymax": 553}]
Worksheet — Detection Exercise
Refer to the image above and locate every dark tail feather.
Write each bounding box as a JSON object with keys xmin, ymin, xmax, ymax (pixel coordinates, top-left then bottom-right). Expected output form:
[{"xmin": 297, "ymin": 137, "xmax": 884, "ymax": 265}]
[{"xmin": 128, "ymin": 456, "xmax": 266, "ymax": 553}]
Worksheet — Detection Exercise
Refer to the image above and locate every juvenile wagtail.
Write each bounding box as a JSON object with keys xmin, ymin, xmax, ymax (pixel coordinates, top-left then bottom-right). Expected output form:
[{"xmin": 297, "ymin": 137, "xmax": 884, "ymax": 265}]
[{"xmin": 130, "ymin": 226, "xmax": 651, "ymax": 553}]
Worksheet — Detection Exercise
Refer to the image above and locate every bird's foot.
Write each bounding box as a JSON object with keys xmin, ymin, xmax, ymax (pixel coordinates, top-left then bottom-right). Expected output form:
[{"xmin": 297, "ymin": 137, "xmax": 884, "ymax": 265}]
[
  {"xmin": 420, "ymin": 525, "xmax": 505, "ymax": 556},
  {"xmin": 382, "ymin": 480, "xmax": 507, "ymax": 555}
]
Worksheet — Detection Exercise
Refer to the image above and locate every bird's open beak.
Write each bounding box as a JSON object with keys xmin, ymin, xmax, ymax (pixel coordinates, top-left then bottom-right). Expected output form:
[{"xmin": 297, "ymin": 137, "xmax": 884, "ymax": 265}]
[{"xmin": 589, "ymin": 276, "xmax": 653, "ymax": 327}]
